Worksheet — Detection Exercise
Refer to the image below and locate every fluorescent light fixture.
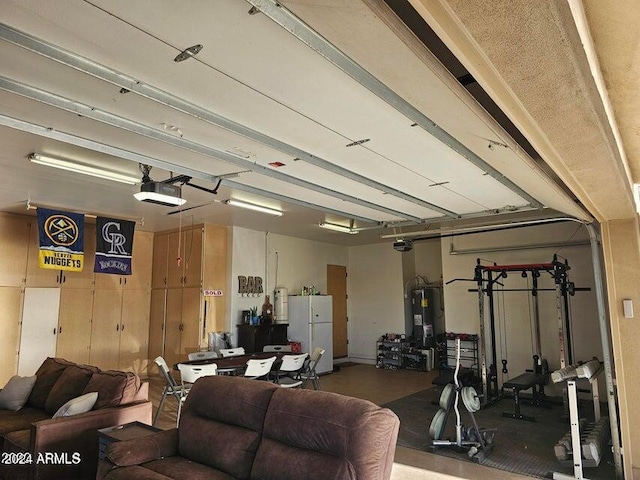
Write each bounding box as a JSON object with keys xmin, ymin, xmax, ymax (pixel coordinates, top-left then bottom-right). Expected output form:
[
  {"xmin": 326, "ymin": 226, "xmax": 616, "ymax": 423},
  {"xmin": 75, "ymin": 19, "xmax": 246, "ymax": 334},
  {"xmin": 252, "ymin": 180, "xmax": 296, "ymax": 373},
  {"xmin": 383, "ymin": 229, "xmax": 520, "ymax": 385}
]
[
  {"xmin": 224, "ymin": 199, "xmax": 283, "ymax": 216},
  {"xmin": 134, "ymin": 182, "xmax": 186, "ymax": 207},
  {"xmin": 319, "ymin": 222, "xmax": 358, "ymax": 234},
  {"xmin": 634, "ymin": 183, "xmax": 640, "ymax": 213},
  {"xmin": 29, "ymin": 153, "xmax": 139, "ymax": 185}
]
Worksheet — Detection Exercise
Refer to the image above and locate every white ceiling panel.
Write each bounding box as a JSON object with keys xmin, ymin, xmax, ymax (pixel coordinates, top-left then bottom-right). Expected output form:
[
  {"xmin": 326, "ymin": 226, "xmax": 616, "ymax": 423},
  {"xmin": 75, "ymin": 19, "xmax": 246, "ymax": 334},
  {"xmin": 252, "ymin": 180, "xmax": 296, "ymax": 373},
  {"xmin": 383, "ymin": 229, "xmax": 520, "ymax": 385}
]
[{"xmin": 0, "ymin": 0, "xmax": 591, "ymax": 245}]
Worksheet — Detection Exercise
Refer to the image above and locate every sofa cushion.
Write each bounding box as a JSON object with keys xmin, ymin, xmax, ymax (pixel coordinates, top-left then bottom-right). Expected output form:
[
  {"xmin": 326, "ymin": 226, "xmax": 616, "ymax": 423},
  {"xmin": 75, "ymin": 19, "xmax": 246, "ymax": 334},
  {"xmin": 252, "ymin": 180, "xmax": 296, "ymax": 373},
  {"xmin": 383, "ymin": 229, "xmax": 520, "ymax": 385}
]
[
  {"xmin": 44, "ymin": 365, "xmax": 95, "ymax": 415},
  {"xmin": 0, "ymin": 375, "xmax": 37, "ymax": 411},
  {"xmin": 82, "ymin": 371, "xmax": 141, "ymax": 409},
  {"xmin": 103, "ymin": 465, "xmax": 174, "ymax": 480},
  {"xmin": 27, "ymin": 358, "xmax": 74, "ymax": 409},
  {"xmin": 0, "ymin": 408, "xmax": 49, "ymax": 435},
  {"xmin": 3, "ymin": 429, "xmax": 30, "ymax": 451},
  {"xmin": 142, "ymin": 457, "xmax": 237, "ymax": 480},
  {"xmin": 251, "ymin": 388, "xmax": 399, "ymax": 480},
  {"xmin": 52, "ymin": 391, "xmax": 98, "ymax": 418},
  {"xmin": 178, "ymin": 376, "xmax": 278, "ymax": 480}
]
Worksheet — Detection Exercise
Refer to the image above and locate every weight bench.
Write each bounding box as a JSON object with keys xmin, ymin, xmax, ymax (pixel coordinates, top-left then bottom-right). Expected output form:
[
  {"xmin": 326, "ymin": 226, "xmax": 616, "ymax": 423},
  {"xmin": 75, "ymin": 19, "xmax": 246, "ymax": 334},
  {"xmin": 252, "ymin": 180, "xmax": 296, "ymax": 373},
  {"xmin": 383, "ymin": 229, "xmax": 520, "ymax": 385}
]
[{"xmin": 502, "ymin": 372, "xmax": 546, "ymax": 422}]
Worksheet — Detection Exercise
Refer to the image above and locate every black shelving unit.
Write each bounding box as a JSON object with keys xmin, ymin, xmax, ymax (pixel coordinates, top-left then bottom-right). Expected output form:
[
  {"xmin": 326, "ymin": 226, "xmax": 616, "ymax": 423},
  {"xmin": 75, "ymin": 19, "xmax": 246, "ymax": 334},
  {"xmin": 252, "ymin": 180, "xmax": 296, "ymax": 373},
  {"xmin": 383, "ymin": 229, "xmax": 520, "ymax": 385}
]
[{"xmin": 376, "ymin": 334, "xmax": 428, "ymax": 371}]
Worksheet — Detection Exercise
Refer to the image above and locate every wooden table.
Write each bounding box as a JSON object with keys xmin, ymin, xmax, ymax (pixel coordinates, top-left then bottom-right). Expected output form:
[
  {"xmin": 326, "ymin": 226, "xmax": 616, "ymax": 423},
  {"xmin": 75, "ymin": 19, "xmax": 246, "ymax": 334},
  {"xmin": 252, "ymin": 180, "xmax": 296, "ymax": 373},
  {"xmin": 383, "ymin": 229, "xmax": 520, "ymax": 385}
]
[{"xmin": 175, "ymin": 352, "xmax": 288, "ymax": 373}]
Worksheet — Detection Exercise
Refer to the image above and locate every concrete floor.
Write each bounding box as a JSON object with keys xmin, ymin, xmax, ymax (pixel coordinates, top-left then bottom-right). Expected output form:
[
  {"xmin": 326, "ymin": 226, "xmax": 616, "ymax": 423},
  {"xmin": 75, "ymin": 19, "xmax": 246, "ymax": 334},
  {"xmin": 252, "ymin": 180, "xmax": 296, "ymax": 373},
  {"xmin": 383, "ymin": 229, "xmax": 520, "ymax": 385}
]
[{"xmin": 150, "ymin": 363, "xmax": 531, "ymax": 480}]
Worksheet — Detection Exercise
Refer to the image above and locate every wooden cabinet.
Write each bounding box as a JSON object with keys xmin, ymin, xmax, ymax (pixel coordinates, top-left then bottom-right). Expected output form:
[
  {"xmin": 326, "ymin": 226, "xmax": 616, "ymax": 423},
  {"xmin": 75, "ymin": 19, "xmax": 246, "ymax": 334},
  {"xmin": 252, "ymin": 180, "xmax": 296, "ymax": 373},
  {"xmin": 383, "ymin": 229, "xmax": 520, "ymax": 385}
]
[
  {"xmin": 0, "ymin": 287, "xmax": 23, "ymax": 385},
  {"xmin": 0, "ymin": 215, "xmax": 30, "ymax": 287},
  {"xmin": 56, "ymin": 288, "xmax": 93, "ymax": 364},
  {"xmin": 149, "ymin": 224, "xmax": 228, "ymax": 367},
  {"xmin": 89, "ymin": 288, "xmax": 150, "ymax": 373},
  {"xmin": 161, "ymin": 287, "xmax": 202, "ymax": 368},
  {"xmin": 237, "ymin": 324, "xmax": 289, "ymax": 354}
]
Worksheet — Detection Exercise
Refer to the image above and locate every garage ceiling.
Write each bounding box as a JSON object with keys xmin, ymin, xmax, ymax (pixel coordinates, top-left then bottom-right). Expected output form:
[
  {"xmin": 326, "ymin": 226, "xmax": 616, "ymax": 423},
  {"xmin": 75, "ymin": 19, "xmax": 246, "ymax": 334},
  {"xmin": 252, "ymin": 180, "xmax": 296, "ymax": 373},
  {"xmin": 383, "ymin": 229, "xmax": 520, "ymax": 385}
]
[{"xmin": 0, "ymin": 0, "xmax": 589, "ymax": 244}]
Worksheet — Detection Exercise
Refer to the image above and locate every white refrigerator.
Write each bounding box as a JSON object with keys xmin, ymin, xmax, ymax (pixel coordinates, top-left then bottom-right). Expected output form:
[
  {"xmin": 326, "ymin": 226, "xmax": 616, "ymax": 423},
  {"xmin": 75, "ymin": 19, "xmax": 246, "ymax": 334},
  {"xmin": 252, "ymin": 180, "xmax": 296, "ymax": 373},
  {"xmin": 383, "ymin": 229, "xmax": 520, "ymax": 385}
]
[{"xmin": 287, "ymin": 295, "xmax": 333, "ymax": 375}]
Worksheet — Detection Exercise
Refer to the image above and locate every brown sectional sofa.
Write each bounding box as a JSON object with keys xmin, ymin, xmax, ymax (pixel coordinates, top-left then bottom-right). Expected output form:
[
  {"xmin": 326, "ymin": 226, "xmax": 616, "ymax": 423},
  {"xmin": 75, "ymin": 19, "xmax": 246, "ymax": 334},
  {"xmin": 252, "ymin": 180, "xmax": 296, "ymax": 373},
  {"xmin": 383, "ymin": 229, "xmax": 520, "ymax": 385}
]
[
  {"xmin": 0, "ymin": 357, "xmax": 152, "ymax": 480},
  {"xmin": 99, "ymin": 375, "xmax": 400, "ymax": 480}
]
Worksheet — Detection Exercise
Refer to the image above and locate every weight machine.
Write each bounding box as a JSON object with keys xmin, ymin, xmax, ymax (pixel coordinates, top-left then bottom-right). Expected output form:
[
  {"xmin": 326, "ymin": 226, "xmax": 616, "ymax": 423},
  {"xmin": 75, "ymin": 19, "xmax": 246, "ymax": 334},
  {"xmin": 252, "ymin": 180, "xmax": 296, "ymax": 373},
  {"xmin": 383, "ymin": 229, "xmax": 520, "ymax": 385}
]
[{"xmin": 472, "ymin": 255, "xmax": 589, "ymax": 411}]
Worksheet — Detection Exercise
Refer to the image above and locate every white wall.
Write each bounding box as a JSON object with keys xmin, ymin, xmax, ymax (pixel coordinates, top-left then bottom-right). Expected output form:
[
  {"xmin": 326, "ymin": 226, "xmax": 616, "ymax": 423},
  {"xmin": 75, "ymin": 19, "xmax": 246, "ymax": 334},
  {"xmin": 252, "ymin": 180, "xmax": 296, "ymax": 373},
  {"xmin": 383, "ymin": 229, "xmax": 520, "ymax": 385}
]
[
  {"xmin": 229, "ymin": 227, "xmax": 348, "ymax": 345},
  {"xmin": 229, "ymin": 227, "xmax": 267, "ymax": 345},
  {"xmin": 266, "ymin": 233, "xmax": 348, "ymax": 296},
  {"xmin": 441, "ymin": 222, "xmax": 600, "ymax": 391},
  {"xmin": 347, "ymin": 243, "xmax": 405, "ymax": 363}
]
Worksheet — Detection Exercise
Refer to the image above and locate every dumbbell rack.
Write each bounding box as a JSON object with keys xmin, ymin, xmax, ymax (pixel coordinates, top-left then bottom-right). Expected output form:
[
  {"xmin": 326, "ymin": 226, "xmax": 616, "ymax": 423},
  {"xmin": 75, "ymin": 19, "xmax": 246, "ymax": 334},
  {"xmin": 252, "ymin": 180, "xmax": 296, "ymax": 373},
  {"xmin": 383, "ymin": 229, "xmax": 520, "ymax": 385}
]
[{"xmin": 551, "ymin": 359, "xmax": 608, "ymax": 480}]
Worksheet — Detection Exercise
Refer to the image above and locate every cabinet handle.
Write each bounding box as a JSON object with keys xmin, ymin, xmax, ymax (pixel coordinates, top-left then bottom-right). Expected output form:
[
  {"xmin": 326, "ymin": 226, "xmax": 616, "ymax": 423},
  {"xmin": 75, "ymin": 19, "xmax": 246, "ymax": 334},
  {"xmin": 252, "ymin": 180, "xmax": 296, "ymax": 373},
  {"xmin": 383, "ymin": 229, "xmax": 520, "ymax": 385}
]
[
  {"xmin": 116, "ymin": 324, "xmax": 119, "ymax": 331},
  {"xmin": 53, "ymin": 328, "xmax": 56, "ymax": 335},
  {"xmin": 121, "ymin": 324, "xmax": 125, "ymax": 332},
  {"xmin": 56, "ymin": 273, "xmax": 59, "ymax": 283},
  {"xmin": 119, "ymin": 278, "xmax": 122, "ymax": 285},
  {"xmin": 59, "ymin": 326, "xmax": 62, "ymax": 334},
  {"xmin": 124, "ymin": 277, "xmax": 127, "ymax": 285}
]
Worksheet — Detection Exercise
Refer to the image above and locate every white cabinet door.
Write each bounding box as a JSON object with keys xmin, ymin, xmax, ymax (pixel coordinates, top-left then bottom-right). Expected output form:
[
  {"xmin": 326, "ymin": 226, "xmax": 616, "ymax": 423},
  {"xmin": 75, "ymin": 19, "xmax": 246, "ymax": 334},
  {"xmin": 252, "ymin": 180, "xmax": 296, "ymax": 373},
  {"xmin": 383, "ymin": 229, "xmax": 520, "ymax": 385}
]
[{"xmin": 18, "ymin": 288, "xmax": 60, "ymax": 376}]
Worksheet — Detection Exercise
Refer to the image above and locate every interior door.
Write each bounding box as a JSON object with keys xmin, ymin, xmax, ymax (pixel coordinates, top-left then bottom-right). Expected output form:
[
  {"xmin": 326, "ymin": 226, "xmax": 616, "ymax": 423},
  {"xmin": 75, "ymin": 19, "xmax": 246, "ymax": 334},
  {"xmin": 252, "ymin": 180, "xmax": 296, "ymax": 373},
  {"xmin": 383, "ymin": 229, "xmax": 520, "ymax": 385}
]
[
  {"xmin": 327, "ymin": 265, "xmax": 348, "ymax": 358},
  {"xmin": 18, "ymin": 288, "xmax": 60, "ymax": 375}
]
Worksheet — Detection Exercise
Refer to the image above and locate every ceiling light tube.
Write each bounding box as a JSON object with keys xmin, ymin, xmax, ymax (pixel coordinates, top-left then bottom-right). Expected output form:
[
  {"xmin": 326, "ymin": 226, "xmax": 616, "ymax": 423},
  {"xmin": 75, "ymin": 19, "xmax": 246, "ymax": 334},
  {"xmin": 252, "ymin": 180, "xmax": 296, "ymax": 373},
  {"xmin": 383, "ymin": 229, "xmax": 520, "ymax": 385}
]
[
  {"xmin": 319, "ymin": 222, "xmax": 358, "ymax": 234},
  {"xmin": 29, "ymin": 153, "xmax": 139, "ymax": 185},
  {"xmin": 225, "ymin": 199, "xmax": 283, "ymax": 216}
]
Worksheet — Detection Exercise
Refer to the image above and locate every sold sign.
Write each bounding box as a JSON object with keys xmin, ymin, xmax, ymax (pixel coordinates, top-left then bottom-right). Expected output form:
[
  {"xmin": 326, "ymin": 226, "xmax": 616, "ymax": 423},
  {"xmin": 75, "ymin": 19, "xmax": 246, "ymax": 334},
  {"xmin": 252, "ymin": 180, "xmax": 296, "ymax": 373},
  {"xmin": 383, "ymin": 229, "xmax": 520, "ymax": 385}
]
[{"xmin": 204, "ymin": 290, "xmax": 223, "ymax": 297}]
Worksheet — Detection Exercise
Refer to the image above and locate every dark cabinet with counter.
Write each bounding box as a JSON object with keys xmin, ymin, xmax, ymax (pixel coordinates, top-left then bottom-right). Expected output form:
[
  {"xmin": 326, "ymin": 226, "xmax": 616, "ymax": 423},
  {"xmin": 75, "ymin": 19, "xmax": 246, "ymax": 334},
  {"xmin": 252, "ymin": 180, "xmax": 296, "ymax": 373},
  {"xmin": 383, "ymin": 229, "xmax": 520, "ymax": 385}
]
[{"xmin": 237, "ymin": 323, "xmax": 288, "ymax": 353}]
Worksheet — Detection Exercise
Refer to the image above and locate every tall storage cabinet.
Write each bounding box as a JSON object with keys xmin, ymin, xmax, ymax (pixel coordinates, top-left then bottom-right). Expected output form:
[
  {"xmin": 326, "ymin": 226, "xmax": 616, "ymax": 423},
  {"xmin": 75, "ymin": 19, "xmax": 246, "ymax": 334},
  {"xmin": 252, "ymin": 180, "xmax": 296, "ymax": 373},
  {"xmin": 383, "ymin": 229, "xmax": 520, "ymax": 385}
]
[
  {"xmin": 89, "ymin": 231, "xmax": 153, "ymax": 374},
  {"xmin": 148, "ymin": 224, "xmax": 228, "ymax": 369},
  {"xmin": 0, "ymin": 213, "xmax": 153, "ymax": 379},
  {"xmin": 0, "ymin": 214, "xmax": 29, "ymax": 384}
]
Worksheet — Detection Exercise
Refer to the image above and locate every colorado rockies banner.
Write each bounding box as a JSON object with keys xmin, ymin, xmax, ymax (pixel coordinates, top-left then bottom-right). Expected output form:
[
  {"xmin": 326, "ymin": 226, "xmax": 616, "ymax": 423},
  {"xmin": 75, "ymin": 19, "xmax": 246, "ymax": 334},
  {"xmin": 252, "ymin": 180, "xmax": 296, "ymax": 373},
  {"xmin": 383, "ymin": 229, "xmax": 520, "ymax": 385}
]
[
  {"xmin": 94, "ymin": 217, "xmax": 135, "ymax": 275},
  {"xmin": 37, "ymin": 208, "xmax": 85, "ymax": 271}
]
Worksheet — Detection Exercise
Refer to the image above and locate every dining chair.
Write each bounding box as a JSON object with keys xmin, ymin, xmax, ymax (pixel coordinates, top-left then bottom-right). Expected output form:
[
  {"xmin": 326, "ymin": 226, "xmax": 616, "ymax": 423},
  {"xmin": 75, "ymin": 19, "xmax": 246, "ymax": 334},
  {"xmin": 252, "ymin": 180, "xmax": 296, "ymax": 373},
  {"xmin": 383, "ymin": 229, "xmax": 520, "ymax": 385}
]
[
  {"xmin": 188, "ymin": 351, "xmax": 218, "ymax": 361},
  {"xmin": 274, "ymin": 353, "xmax": 308, "ymax": 388},
  {"xmin": 153, "ymin": 356, "xmax": 187, "ymax": 426},
  {"xmin": 219, "ymin": 347, "xmax": 246, "ymax": 357},
  {"xmin": 176, "ymin": 363, "xmax": 218, "ymax": 426},
  {"xmin": 300, "ymin": 347, "xmax": 325, "ymax": 390},
  {"xmin": 263, "ymin": 345, "xmax": 292, "ymax": 353},
  {"xmin": 244, "ymin": 356, "xmax": 277, "ymax": 380}
]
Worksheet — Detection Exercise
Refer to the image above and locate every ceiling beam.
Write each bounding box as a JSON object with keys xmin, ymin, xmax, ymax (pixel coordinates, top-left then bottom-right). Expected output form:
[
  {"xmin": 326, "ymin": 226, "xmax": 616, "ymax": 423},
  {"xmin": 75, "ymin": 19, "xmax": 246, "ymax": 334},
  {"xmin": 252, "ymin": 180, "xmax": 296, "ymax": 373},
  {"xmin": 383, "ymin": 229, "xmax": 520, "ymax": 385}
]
[
  {"xmin": 0, "ymin": 75, "xmax": 420, "ymax": 221},
  {"xmin": 0, "ymin": 22, "xmax": 457, "ymax": 219},
  {"xmin": 245, "ymin": 0, "xmax": 543, "ymax": 210},
  {"xmin": 0, "ymin": 113, "xmax": 380, "ymax": 224}
]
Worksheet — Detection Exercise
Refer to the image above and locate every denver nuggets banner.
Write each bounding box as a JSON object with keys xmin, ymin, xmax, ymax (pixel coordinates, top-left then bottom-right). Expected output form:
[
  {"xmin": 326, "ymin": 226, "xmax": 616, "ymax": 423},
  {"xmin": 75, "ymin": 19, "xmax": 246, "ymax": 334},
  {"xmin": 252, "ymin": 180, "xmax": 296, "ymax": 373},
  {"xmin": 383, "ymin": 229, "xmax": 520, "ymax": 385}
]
[
  {"xmin": 94, "ymin": 217, "xmax": 135, "ymax": 275},
  {"xmin": 37, "ymin": 208, "xmax": 84, "ymax": 271}
]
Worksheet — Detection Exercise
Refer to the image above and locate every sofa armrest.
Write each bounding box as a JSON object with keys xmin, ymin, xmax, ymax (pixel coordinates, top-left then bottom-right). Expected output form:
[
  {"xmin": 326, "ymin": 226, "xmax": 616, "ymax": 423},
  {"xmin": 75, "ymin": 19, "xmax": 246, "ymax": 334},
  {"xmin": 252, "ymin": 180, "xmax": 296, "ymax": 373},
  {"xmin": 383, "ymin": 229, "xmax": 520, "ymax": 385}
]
[
  {"xmin": 105, "ymin": 428, "xmax": 178, "ymax": 466},
  {"xmin": 29, "ymin": 401, "xmax": 152, "ymax": 480}
]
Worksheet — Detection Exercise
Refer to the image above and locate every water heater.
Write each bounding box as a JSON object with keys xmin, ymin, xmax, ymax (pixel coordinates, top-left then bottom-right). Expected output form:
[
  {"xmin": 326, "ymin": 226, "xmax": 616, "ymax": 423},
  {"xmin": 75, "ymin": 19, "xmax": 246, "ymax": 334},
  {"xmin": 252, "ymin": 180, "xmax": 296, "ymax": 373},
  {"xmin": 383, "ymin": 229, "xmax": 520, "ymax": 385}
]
[{"xmin": 274, "ymin": 287, "xmax": 288, "ymax": 323}]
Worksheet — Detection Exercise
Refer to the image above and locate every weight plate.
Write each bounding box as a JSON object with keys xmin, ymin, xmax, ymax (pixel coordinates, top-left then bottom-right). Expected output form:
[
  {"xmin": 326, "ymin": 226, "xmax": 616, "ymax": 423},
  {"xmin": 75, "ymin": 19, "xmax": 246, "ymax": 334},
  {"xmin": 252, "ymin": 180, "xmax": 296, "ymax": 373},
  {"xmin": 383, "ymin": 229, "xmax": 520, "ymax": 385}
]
[
  {"xmin": 461, "ymin": 387, "xmax": 481, "ymax": 413},
  {"xmin": 440, "ymin": 384, "xmax": 455, "ymax": 410},
  {"xmin": 429, "ymin": 409, "xmax": 447, "ymax": 440}
]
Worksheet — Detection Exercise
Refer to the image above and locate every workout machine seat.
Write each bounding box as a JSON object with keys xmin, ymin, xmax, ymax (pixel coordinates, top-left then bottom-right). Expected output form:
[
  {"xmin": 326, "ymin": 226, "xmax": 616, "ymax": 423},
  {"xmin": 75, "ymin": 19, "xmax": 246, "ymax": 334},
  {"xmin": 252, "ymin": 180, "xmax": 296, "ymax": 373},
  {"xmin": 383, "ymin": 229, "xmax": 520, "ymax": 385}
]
[{"xmin": 502, "ymin": 372, "xmax": 546, "ymax": 422}]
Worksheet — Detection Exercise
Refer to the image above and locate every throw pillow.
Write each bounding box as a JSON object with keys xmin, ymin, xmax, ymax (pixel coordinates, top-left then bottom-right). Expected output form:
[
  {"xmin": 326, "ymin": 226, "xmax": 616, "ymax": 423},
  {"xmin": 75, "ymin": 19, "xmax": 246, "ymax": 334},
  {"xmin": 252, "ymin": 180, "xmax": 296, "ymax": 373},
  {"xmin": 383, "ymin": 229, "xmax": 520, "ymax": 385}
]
[
  {"xmin": 52, "ymin": 392, "xmax": 98, "ymax": 418},
  {"xmin": 0, "ymin": 375, "xmax": 37, "ymax": 411},
  {"xmin": 44, "ymin": 365, "xmax": 95, "ymax": 415}
]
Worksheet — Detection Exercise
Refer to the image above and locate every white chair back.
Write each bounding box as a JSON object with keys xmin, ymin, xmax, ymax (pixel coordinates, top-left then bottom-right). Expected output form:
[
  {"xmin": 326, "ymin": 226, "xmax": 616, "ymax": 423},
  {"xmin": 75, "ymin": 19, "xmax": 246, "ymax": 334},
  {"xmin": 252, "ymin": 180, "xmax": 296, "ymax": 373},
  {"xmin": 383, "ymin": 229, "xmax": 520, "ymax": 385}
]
[
  {"xmin": 279, "ymin": 354, "xmax": 308, "ymax": 373},
  {"xmin": 244, "ymin": 356, "xmax": 277, "ymax": 379},
  {"xmin": 188, "ymin": 351, "xmax": 218, "ymax": 361},
  {"xmin": 309, "ymin": 347, "xmax": 325, "ymax": 367},
  {"xmin": 178, "ymin": 363, "xmax": 218, "ymax": 384},
  {"xmin": 263, "ymin": 345, "xmax": 292, "ymax": 353},
  {"xmin": 155, "ymin": 356, "xmax": 178, "ymax": 387},
  {"xmin": 219, "ymin": 347, "xmax": 246, "ymax": 358}
]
